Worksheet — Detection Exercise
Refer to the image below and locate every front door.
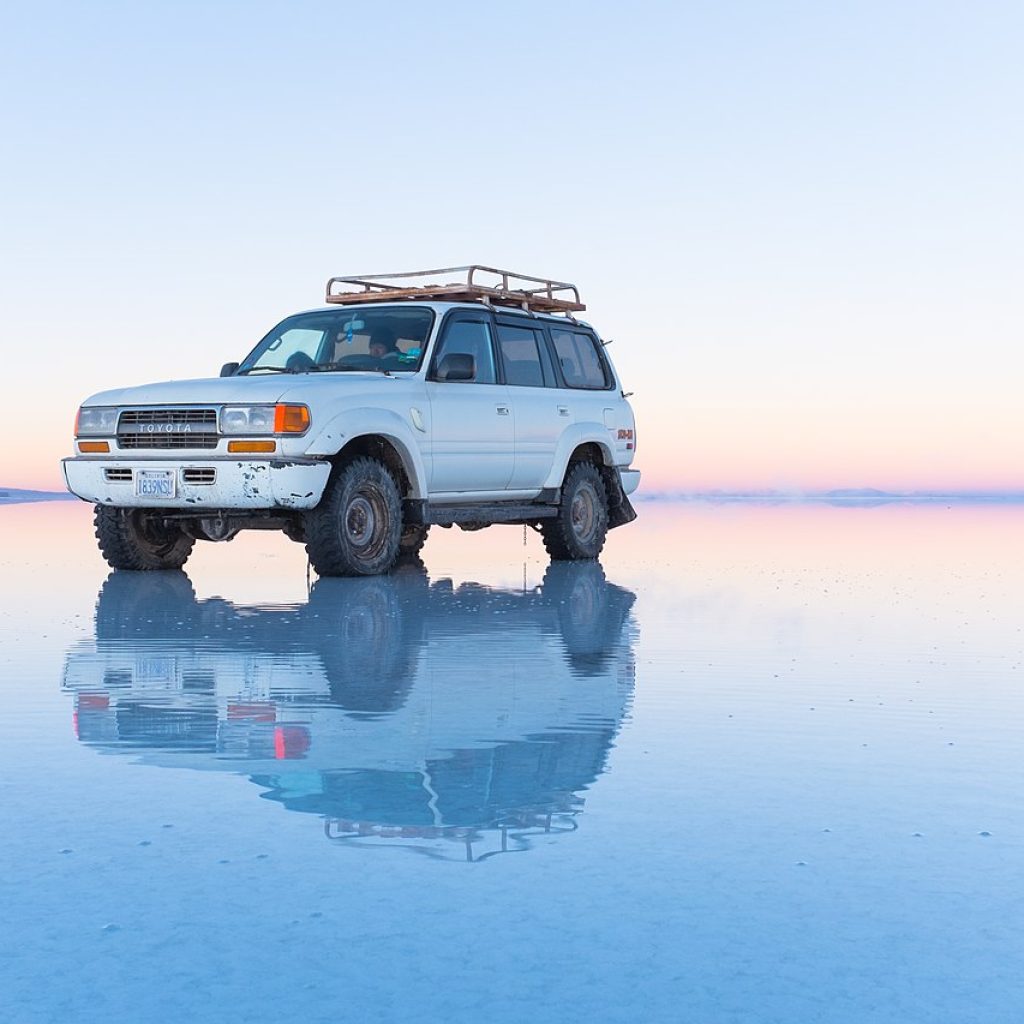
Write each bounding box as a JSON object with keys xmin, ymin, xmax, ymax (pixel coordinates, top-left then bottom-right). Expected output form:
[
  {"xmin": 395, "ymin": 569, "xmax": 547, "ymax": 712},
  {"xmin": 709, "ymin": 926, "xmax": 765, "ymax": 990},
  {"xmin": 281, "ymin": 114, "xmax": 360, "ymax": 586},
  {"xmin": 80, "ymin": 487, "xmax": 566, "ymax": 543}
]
[{"xmin": 425, "ymin": 313, "xmax": 514, "ymax": 495}]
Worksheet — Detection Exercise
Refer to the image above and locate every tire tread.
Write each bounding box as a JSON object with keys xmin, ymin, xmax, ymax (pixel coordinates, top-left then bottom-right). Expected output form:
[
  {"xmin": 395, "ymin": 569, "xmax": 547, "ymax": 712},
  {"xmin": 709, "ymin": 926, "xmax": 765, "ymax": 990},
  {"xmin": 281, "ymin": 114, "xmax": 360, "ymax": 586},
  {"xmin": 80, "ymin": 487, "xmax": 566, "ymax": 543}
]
[{"xmin": 398, "ymin": 524, "xmax": 430, "ymax": 559}]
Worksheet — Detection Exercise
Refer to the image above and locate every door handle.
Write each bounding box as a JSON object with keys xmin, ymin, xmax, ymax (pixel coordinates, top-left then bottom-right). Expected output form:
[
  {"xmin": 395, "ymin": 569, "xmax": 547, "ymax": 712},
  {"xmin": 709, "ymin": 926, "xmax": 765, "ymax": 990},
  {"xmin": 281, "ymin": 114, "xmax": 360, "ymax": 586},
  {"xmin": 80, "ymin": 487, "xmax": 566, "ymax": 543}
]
[
  {"xmin": 496, "ymin": 405, "xmax": 510, "ymax": 416},
  {"xmin": 557, "ymin": 406, "xmax": 570, "ymax": 416}
]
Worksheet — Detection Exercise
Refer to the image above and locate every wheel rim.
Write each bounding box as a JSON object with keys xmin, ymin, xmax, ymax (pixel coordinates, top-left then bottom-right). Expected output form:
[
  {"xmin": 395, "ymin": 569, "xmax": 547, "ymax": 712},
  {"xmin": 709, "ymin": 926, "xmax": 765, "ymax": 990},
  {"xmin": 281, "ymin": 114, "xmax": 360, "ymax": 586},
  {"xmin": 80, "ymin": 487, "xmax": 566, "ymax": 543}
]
[
  {"xmin": 570, "ymin": 483, "xmax": 598, "ymax": 541},
  {"xmin": 346, "ymin": 496, "xmax": 375, "ymax": 546},
  {"xmin": 344, "ymin": 486, "xmax": 388, "ymax": 559}
]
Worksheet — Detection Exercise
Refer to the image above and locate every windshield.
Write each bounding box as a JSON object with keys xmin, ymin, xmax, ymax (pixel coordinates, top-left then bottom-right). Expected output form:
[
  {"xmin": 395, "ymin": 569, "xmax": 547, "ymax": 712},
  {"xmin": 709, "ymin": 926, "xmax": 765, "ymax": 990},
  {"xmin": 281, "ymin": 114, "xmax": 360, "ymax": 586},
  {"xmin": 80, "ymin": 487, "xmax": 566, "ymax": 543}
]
[{"xmin": 238, "ymin": 307, "xmax": 434, "ymax": 375}]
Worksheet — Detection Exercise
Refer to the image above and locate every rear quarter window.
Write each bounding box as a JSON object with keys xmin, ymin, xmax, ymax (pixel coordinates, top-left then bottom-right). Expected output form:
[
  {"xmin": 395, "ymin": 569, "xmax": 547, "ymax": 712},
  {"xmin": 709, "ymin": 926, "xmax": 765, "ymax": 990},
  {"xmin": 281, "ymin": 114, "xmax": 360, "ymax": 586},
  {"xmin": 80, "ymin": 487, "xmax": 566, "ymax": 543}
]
[{"xmin": 549, "ymin": 328, "xmax": 612, "ymax": 389}]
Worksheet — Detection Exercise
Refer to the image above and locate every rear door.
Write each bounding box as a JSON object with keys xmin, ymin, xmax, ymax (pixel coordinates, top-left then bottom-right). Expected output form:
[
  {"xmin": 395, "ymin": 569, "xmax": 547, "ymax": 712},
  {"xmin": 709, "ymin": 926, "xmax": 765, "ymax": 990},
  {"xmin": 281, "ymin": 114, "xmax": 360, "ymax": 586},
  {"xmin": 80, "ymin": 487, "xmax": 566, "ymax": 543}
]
[
  {"xmin": 493, "ymin": 317, "xmax": 565, "ymax": 490},
  {"xmin": 424, "ymin": 312, "xmax": 514, "ymax": 494}
]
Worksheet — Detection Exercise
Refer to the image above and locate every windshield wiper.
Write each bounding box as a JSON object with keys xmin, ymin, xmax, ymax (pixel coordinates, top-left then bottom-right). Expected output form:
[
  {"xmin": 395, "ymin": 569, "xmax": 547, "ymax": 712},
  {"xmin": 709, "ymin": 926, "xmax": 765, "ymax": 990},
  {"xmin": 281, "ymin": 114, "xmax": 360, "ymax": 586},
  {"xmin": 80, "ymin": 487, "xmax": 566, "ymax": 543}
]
[
  {"xmin": 240, "ymin": 364, "xmax": 397, "ymax": 377},
  {"xmin": 306, "ymin": 365, "xmax": 394, "ymax": 376}
]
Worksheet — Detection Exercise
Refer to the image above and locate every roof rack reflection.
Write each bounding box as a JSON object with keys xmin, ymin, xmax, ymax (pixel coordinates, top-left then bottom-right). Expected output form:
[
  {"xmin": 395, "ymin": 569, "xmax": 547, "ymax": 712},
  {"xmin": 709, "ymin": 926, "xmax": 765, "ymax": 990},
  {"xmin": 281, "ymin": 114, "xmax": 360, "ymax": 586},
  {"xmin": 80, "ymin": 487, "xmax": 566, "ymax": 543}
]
[{"xmin": 324, "ymin": 265, "xmax": 586, "ymax": 314}]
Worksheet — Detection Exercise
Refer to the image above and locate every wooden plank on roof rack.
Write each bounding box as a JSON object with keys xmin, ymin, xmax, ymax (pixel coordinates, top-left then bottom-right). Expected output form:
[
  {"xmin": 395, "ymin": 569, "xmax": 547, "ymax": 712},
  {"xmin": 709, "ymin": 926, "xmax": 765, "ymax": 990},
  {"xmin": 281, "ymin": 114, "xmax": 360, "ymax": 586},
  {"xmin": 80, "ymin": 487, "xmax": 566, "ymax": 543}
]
[
  {"xmin": 325, "ymin": 285, "xmax": 585, "ymax": 312},
  {"xmin": 324, "ymin": 266, "xmax": 587, "ymax": 313}
]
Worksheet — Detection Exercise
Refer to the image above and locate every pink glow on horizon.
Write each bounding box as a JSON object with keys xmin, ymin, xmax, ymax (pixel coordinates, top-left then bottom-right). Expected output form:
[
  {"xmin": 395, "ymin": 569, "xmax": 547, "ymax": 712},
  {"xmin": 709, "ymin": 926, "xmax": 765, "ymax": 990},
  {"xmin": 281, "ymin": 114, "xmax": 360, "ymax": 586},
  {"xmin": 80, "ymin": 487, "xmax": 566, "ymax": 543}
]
[
  {"xmin": 6, "ymin": 398, "xmax": 1023, "ymax": 495},
  {"xmin": 5, "ymin": 452, "xmax": 1023, "ymax": 497},
  {"xmin": 633, "ymin": 402, "xmax": 1024, "ymax": 493}
]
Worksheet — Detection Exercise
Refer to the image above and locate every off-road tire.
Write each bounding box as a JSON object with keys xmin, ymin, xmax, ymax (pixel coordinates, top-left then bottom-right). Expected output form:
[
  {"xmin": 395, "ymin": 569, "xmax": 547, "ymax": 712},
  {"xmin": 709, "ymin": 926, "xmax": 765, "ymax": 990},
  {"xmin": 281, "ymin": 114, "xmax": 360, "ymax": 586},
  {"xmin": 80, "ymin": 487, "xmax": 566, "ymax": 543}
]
[
  {"xmin": 282, "ymin": 518, "xmax": 306, "ymax": 544},
  {"xmin": 94, "ymin": 505, "xmax": 195, "ymax": 571},
  {"xmin": 304, "ymin": 456, "xmax": 402, "ymax": 577},
  {"xmin": 540, "ymin": 462, "xmax": 609, "ymax": 561},
  {"xmin": 398, "ymin": 524, "xmax": 430, "ymax": 559}
]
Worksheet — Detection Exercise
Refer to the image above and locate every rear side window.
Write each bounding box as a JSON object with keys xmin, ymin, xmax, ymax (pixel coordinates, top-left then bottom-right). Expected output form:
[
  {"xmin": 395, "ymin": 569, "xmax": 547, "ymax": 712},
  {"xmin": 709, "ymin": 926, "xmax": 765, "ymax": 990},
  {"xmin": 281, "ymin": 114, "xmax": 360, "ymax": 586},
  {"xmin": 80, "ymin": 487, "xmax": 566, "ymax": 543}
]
[
  {"xmin": 496, "ymin": 324, "xmax": 546, "ymax": 387},
  {"xmin": 549, "ymin": 329, "xmax": 611, "ymax": 389}
]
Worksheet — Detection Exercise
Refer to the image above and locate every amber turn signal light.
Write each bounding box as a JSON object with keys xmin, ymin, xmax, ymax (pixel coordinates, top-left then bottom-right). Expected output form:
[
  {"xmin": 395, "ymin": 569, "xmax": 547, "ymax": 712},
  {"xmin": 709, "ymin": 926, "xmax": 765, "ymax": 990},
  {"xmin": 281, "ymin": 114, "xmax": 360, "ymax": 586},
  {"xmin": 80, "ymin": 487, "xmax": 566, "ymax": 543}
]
[
  {"xmin": 78, "ymin": 441, "xmax": 110, "ymax": 453},
  {"xmin": 274, "ymin": 404, "xmax": 310, "ymax": 433},
  {"xmin": 227, "ymin": 440, "xmax": 277, "ymax": 454}
]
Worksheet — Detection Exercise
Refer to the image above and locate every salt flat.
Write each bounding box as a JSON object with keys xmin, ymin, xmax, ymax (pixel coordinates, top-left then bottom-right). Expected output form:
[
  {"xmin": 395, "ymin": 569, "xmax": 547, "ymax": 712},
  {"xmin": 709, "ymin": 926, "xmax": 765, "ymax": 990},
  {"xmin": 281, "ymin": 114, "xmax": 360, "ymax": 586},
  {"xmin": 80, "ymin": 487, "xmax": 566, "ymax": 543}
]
[{"xmin": 0, "ymin": 500, "xmax": 1021, "ymax": 1024}]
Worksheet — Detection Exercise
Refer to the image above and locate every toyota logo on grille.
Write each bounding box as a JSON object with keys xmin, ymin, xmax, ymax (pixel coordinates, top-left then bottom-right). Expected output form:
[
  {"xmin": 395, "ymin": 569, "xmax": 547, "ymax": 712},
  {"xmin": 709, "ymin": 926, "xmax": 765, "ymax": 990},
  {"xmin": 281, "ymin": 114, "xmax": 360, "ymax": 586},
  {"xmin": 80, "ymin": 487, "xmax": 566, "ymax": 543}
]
[{"xmin": 131, "ymin": 423, "xmax": 193, "ymax": 433}]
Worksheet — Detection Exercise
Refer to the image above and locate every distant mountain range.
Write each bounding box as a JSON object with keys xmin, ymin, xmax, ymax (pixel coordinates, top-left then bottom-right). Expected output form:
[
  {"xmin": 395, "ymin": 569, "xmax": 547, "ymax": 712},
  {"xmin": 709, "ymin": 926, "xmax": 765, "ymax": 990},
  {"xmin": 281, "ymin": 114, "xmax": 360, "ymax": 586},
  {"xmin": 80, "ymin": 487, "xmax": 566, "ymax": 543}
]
[{"xmin": 0, "ymin": 488, "xmax": 76, "ymax": 505}]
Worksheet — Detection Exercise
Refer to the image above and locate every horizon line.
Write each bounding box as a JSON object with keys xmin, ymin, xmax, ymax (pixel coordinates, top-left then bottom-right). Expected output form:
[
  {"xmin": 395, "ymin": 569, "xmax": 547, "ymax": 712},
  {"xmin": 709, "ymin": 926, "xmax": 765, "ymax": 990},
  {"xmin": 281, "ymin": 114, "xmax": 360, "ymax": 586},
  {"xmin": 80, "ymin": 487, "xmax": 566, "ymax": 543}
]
[{"xmin": 4, "ymin": 484, "xmax": 1024, "ymax": 507}]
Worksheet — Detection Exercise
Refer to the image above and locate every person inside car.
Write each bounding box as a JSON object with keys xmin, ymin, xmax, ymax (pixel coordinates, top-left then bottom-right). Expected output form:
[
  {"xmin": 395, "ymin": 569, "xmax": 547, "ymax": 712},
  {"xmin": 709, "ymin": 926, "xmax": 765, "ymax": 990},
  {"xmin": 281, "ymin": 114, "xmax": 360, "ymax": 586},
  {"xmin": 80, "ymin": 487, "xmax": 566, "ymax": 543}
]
[{"xmin": 368, "ymin": 328, "xmax": 399, "ymax": 360}]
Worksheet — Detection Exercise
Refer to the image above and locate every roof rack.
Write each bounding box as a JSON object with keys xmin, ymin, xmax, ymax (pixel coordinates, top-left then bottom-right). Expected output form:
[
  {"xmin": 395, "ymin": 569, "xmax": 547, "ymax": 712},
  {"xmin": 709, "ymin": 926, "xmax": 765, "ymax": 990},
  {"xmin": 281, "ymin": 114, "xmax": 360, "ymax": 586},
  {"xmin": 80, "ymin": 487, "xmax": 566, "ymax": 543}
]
[{"xmin": 324, "ymin": 265, "xmax": 585, "ymax": 314}]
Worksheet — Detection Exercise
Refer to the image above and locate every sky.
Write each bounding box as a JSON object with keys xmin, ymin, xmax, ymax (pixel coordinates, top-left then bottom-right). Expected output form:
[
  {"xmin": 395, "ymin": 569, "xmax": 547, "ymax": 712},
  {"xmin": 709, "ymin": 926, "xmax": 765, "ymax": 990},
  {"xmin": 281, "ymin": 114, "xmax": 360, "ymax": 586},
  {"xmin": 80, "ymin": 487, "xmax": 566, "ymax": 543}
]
[{"xmin": 1, "ymin": 0, "xmax": 1022, "ymax": 493}]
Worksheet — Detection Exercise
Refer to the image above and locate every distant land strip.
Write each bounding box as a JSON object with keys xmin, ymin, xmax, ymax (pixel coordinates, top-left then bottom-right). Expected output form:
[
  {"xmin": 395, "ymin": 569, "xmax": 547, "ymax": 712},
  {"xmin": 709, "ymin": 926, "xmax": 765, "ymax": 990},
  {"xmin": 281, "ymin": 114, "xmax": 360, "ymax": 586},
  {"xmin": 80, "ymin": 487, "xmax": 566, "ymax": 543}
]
[
  {"xmin": 3, "ymin": 486, "xmax": 1024, "ymax": 507},
  {"xmin": 636, "ymin": 488, "xmax": 1024, "ymax": 505},
  {"xmin": 0, "ymin": 488, "xmax": 77, "ymax": 505}
]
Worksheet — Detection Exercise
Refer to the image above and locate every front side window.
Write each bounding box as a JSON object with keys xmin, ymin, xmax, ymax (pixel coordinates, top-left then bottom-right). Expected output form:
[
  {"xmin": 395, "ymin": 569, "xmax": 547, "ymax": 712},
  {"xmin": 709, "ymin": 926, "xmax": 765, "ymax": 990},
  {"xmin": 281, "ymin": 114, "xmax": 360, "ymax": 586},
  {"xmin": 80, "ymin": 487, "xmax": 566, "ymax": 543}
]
[
  {"xmin": 549, "ymin": 328, "xmax": 611, "ymax": 389},
  {"xmin": 238, "ymin": 307, "xmax": 434, "ymax": 375},
  {"xmin": 496, "ymin": 325, "xmax": 546, "ymax": 387},
  {"xmin": 430, "ymin": 319, "xmax": 497, "ymax": 384}
]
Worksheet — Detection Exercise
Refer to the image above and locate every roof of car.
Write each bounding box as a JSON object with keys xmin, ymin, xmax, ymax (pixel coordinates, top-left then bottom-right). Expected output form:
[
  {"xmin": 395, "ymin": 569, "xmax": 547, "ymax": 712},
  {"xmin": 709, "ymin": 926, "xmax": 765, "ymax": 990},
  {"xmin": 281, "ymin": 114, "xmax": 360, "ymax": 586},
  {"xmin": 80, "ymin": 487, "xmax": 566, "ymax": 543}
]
[{"xmin": 286, "ymin": 300, "xmax": 596, "ymax": 331}]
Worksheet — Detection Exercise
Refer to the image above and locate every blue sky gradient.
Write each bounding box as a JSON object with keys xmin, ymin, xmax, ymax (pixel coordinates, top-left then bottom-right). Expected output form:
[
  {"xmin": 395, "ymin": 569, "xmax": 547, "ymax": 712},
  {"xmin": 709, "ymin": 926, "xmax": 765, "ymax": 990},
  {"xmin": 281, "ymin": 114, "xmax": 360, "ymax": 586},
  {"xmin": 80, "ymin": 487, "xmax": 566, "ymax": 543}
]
[{"xmin": 3, "ymin": 1, "xmax": 1022, "ymax": 489}]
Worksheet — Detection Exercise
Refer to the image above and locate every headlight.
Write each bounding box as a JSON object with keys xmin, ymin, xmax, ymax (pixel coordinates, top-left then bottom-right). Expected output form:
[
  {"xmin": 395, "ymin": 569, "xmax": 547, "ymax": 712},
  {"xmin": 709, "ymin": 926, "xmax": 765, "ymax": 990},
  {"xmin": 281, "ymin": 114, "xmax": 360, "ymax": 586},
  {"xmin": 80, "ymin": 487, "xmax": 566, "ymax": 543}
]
[
  {"xmin": 221, "ymin": 405, "xmax": 276, "ymax": 434},
  {"xmin": 75, "ymin": 406, "xmax": 118, "ymax": 436},
  {"xmin": 220, "ymin": 404, "xmax": 310, "ymax": 435}
]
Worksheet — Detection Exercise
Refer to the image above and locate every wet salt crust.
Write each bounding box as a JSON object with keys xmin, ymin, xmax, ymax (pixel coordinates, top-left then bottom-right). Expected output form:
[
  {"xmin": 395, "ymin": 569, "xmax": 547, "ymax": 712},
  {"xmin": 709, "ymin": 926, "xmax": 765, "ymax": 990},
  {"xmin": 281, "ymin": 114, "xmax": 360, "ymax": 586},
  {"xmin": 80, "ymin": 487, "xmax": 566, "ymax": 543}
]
[{"xmin": 0, "ymin": 500, "xmax": 1021, "ymax": 1023}]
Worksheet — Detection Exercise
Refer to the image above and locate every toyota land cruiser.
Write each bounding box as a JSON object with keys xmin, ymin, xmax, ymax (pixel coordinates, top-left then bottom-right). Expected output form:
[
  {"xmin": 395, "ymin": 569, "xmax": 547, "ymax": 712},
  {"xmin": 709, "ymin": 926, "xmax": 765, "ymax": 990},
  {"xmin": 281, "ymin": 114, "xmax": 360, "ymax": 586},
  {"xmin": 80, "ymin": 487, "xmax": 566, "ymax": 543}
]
[{"xmin": 63, "ymin": 266, "xmax": 640, "ymax": 575}]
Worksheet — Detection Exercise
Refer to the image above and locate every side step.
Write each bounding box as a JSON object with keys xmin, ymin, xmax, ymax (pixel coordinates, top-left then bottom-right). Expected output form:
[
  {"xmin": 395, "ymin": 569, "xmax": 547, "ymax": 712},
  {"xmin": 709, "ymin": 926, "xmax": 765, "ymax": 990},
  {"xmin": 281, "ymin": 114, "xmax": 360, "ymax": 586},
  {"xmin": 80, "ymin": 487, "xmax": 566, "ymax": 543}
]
[{"xmin": 405, "ymin": 500, "xmax": 559, "ymax": 527}]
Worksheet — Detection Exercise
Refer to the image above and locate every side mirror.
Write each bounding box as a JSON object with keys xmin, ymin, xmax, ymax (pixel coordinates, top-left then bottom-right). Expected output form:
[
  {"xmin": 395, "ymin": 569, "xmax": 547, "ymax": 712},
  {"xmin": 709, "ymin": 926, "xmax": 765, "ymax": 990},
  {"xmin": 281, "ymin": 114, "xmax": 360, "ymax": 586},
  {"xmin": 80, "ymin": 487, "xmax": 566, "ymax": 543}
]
[
  {"xmin": 436, "ymin": 353, "xmax": 475, "ymax": 382},
  {"xmin": 220, "ymin": 362, "xmax": 240, "ymax": 377}
]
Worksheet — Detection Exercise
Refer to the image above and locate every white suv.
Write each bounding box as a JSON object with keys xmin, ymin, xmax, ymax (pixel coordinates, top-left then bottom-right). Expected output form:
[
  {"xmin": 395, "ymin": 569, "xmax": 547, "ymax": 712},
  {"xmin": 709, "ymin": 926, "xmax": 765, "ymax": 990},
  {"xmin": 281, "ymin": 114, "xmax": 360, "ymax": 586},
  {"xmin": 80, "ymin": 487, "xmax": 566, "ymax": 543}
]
[{"xmin": 63, "ymin": 266, "xmax": 640, "ymax": 575}]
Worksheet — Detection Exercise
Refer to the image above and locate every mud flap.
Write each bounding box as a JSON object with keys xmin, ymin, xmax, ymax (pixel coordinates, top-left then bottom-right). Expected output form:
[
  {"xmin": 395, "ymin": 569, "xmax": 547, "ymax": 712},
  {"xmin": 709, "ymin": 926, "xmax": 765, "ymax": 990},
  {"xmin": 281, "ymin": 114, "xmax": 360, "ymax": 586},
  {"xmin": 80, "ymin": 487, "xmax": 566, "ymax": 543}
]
[{"xmin": 602, "ymin": 468, "xmax": 638, "ymax": 529}]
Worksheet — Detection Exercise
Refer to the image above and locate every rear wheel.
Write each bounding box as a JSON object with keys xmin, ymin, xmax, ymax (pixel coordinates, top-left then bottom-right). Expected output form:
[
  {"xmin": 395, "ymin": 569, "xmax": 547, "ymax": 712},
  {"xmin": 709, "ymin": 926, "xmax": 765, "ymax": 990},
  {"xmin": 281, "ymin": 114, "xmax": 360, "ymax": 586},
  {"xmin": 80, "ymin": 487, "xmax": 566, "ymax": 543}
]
[
  {"xmin": 398, "ymin": 524, "xmax": 430, "ymax": 559},
  {"xmin": 304, "ymin": 456, "xmax": 402, "ymax": 577},
  {"xmin": 540, "ymin": 462, "xmax": 609, "ymax": 561},
  {"xmin": 94, "ymin": 506, "xmax": 195, "ymax": 571}
]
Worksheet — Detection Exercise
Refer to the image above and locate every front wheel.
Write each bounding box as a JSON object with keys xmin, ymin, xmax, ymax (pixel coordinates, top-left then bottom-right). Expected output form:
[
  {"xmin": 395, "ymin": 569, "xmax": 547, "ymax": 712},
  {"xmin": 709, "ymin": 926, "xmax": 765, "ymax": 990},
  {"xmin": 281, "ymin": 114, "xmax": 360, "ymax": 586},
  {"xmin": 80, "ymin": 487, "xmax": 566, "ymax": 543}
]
[
  {"xmin": 540, "ymin": 462, "xmax": 609, "ymax": 561},
  {"xmin": 304, "ymin": 456, "xmax": 402, "ymax": 577},
  {"xmin": 94, "ymin": 506, "xmax": 195, "ymax": 571}
]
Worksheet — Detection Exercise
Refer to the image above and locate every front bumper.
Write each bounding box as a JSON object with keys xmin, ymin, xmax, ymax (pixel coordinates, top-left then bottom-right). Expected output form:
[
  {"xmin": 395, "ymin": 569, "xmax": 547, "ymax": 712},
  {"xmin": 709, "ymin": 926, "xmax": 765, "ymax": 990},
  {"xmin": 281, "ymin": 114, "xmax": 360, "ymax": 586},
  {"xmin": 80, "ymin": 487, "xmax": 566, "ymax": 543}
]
[{"xmin": 62, "ymin": 457, "xmax": 331, "ymax": 511}]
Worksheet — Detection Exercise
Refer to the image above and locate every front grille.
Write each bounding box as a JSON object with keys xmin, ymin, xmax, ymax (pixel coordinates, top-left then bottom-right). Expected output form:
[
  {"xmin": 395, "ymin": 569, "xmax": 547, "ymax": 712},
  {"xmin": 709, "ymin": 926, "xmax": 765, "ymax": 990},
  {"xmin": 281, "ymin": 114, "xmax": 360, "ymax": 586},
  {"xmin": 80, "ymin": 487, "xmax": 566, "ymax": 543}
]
[
  {"xmin": 118, "ymin": 408, "xmax": 219, "ymax": 450},
  {"xmin": 182, "ymin": 468, "xmax": 216, "ymax": 485},
  {"xmin": 119, "ymin": 434, "xmax": 219, "ymax": 449},
  {"xmin": 104, "ymin": 468, "xmax": 133, "ymax": 482}
]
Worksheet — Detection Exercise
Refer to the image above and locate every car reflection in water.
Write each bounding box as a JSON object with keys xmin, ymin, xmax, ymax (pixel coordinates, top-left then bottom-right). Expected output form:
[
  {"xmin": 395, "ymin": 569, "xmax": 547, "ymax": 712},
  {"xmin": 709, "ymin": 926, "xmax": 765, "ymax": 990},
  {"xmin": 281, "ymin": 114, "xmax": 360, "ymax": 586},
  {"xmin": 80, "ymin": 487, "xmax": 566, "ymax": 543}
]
[{"xmin": 63, "ymin": 562, "xmax": 636, "ymax": 862}]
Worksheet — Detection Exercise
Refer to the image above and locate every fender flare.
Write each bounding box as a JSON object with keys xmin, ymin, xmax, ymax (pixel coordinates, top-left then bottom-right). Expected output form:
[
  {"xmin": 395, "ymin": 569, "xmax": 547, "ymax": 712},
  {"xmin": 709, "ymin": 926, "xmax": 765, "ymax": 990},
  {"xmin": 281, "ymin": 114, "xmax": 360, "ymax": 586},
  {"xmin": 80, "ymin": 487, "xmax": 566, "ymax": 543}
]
[
  {"xmin": 543, "ymin": 423, "xmax": 615, "ymax": 490},
  {"xmin": 304, "ymin": 407, "xmax": 429, "ymax": 498}
]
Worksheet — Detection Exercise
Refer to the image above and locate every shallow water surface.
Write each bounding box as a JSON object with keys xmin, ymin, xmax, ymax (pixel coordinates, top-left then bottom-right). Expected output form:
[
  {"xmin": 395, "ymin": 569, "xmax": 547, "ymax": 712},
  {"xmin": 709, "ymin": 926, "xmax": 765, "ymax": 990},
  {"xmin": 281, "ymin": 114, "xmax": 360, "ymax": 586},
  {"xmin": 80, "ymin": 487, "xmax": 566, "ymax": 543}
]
[{"xmin": 0, "ymin": 501, "xmax": 1021, "ymax": 1023}]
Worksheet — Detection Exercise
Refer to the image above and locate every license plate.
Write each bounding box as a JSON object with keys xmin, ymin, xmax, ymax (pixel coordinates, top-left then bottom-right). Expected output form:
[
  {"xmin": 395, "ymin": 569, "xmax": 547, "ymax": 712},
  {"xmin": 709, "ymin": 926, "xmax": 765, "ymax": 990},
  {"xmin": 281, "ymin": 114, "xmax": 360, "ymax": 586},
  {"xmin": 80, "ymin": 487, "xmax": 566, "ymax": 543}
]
[{"xmin": 134, "ymin": 470, "xmax": 176, "ymax": 499}]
